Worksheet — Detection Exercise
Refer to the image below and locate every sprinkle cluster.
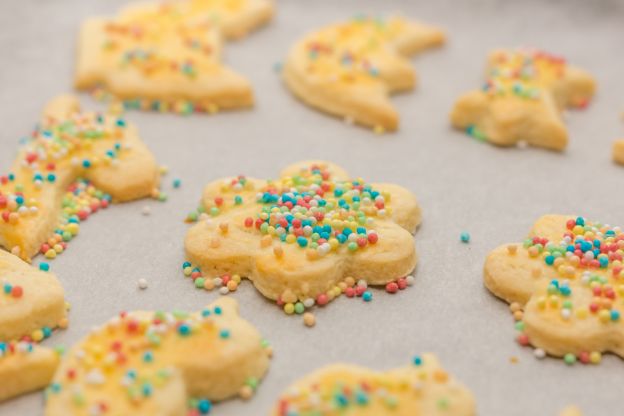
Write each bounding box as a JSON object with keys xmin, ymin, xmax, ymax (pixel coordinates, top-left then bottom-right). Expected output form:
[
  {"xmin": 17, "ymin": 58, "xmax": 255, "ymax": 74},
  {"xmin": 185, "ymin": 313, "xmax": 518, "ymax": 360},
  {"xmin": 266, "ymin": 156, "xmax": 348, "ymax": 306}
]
[
  {"xmin": 0, "ymin": 112, "xmax": 127, "ymax": 230},
  {"xmin": 511, "ymin": 216, "xmax": 624, "ymax": 364},
  {"xmin": 275, "ymin": 356, "xmax": 455, "ymax": 415},
  {"xmin": 483, "ymin": 49, "xmax": 567, "ymax": 100},
  {"xmin": 45, "ymin": 305, "xmax": 267, "ymax": 412},
  {"xmin": 0, "ymin": 341, "xmax": 36, "ymax": 359}
]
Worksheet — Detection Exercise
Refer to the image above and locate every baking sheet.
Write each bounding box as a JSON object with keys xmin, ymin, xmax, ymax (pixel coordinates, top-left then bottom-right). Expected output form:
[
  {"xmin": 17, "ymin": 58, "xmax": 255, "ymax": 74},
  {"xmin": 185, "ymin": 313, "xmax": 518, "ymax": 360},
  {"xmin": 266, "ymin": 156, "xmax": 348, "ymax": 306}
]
[{"xmin": 1, "ymin": 0, "xmax": 624, "ymax": 414}]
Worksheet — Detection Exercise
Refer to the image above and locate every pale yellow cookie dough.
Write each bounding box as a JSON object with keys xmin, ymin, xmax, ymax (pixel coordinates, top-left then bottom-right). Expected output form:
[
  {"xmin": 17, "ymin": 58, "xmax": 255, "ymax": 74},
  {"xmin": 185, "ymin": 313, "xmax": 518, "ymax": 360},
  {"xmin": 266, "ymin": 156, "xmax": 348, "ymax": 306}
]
[
  {"xmin": 184, "ymin": 160, "xmax": 421, "ymax": 310},
  {"xmin": 485, "ymin": 215, "xmax": 624, "ymax": 359},
  {"xmin": 0, "ymin": 95, "xmax": 160, "ymax": 260},
  {"xmin": 45, "ymin": 297, "xmax": 271, "ymax": 416},
  {"xmin": 0, "ymin": 342, "xmax": 60, "ymax": 403},
  {"xmin": 560, "ymin": 406, "xmax": 582, "ymax": 416},
  {"xmin": 451, "ymin": 48, "xmax": 595, "ymax": 151},
  {"xmin": 75, "ymin": 0, "xmax": 274, "ymax": 113},
  {"xmin": 283, "ymin": 16, "xmax": 445, "ymax": 131},
  {"xmin": 0, "ymin": 251, "xmax": 66, "ymax": 342},
  {"xmin": 272, "ymin": 353, "xmax": 475, "ymax": 416},
  {"xmin": 613, "ymin": 139, "xmax": 624, "ymax": 165}
]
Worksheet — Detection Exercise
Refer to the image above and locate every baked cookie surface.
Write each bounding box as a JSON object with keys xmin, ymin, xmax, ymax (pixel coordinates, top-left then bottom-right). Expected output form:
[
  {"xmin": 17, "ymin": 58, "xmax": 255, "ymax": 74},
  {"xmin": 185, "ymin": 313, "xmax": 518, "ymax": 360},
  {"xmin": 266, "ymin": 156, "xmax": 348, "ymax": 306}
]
[
  {"xmin": 272, "ymin": 354, "xmax": 475, "ymax": 416},
  {"xmin": 184, "ymin": 160, "xmax": 421, "ymax": 316},
  {"xmin": 76, "ymin": 0, "xmax": 274, "ymax": 114},
  {"xmin": 44, "ymin": 297, "xmax": 271, "ymax": 416},
  {"xmin": 0, "ymin": 95, "xmax": 160, "ymax": 261},
  {"xmin": 0, "ymin": 252, "xmax": 67, "ymax": 343},
  {"xmin": 451, "ymin": 48, "xmax": 595, "ymax": 150},
  {"xmin": 283, "ymin": 16, "xmax": 445, "ymax": 132},
  {"xmin": 0, "ymin": 342, "xmax": 60, "ymax": 403},
  {"xmin": 485, "ymin": 215, "xmax": 624, "ymax": 362}
]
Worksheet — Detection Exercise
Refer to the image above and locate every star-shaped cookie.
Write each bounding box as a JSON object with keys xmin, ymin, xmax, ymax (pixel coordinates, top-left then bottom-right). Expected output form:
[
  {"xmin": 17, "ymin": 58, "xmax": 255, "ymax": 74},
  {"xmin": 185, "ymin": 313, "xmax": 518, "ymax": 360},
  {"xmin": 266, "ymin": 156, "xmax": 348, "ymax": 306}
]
[
  {"xmin": 184, "ymin": 160, "xmax": 421, "ymax": 315},
  {"xmin": 76, "ymin": 0, "xmax": 274, "ymax": 114},
  {"xmin": 485, "ymin": 215, "xmax": 624, "ymax": 362},
  {"xmin": 283, "ymin": 15, "xmax": 445, "ymax": 132},
  {"xmin": 0, "ymin": 95, "xmax": 160, "ymax": 261},
  {"xmin": 272, "ymin": 354, "xmax": 475, "ymax": 416},
  {"xmin": 451, "ymin": 48, "xmax": 595, "ymax": 150},
  {"xmin": 44, "ymin": 297, "xmax": 271, "ymax": 415}
]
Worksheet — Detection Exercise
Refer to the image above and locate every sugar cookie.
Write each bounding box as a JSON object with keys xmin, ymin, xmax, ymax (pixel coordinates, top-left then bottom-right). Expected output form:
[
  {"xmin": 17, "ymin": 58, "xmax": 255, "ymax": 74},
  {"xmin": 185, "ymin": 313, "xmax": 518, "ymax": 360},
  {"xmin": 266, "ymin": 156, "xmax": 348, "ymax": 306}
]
[
  {"xmin": 0, "ymin": 95, "xmax": 160, "ymax": 261},
  {"xmin": 272, "ymin": 354, "xmax": 475, "ymax": 415},
  {"xmin": 44, "ymin": 297, "xmax": 271, "ymax": 415},
  {"xmin": 76, "ymin": 0, "xmax": 274, "ymax": 115},
  {"xmin": 613, "ymin": 139, "xmax": 624, "ymax": 165},
  {"xmin": 0, "ymin": 251, "xmax": 67, "ymax": 342},
  {"xmin": 283, "ymin": 15, "xmax": 445, "ymax": 132},
  {"xmin": 184, "ymin": 160, "xmax": 421, "ymax": 316},
  {"xmin": 451, "ymin": 48, "xmax": 595, "ymax": 150},
  {"xmin": 0, "ymin": 341, "xmax": 60, "ymax": 402},
  {"xmin": 485, "ymin": 215, "xmax": 624, "ymax": 362}
]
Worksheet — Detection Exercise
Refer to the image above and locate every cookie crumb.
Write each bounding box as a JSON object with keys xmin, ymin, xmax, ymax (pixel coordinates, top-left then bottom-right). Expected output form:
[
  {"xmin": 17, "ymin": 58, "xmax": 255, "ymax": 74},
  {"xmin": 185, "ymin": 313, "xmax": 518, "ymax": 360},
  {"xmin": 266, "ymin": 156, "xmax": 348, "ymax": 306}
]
[
  {"xmin": 509, "ymin": 356, "xmax": 519, "ymax": 364},
  {"xmin": 303, "ymin": 312, "xmax": 316, "ymax": 327},
  {"xmin": 141, "ymin": 206, "xmax": 151, "ymax": 216}
]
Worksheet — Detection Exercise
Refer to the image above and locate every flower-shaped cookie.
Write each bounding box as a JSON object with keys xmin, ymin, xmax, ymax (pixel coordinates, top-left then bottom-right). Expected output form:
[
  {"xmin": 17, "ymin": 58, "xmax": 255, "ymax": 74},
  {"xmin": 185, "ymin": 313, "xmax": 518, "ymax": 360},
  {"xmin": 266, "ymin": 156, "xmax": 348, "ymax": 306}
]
[
  {"xmin": 184, "ymin": 161, "xmax": 421, "ymax": 316},
  {"xmin": 272, "ymin": 354, "xmax": 475, "ymax": 416},
  {"xmin": 76, "ymin": 0, "xmax": 274, "ymax": 115},
  {"xmin": 451, "ymin": 48, "xmax": 595, "ymax": 151},
  {"xmin": 0, "ymin": 341, "xmax": 61, "ymax": 402},
  {"xmin": 614, "ymin": 139, "xmax": 624, "ymax": 165},
  {"xmin": 45, "ymin": 297, "xmax": 271, "ymax": 415},
  {"xmin": 283, "ymin": 15, "xmax": 445, "ymax": 132},
  {"xmin": 0, "ymin": 95, "xmax": 160, "ymax": 261},
  {"xmin": 485, "ymin": 215, "xmax": 624, "ymax": 363}
]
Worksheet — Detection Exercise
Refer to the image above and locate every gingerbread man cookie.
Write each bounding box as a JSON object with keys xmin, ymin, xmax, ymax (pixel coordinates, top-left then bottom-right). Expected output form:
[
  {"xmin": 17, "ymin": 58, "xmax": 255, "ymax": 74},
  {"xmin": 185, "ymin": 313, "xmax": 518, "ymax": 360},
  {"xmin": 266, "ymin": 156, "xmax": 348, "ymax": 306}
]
[
  {"xmin": 76, "ymin": 0, "xmax": 274, "ymax": 115},
  {"xmin": 283, "ymin": 15, "xmax": 445, "ymax": 132},
  {"xmin": 0, "ymin": 251, "xmax": 67, "ymax": 343},
  {"xmin": 45, "ymin": 297, "xmax": 271, "ymax": 415},
  {"xmin": 272, "ymin": 354, "xmax": 475, "ymax": 416},
  {"xmin": 184, "ymin": 161, "xmax": 421, "ymax": 318},
  {"xmin": 451, "ymin": 48, "xmax": 595, "ymax": 150},
  {"xmin": 485, "ymin": 215, "xmax": 624, "ymax": 363},
  {"xmin": 0, "ymin": 95, "xmax": 160, "ymax": 261},
  {"xmin": 0, "ymin": 341, "xmax": 61, "ymax": 402},
  {"xmin": 613, "ymin": 139, "xmax": 624, "ymax": 165}
]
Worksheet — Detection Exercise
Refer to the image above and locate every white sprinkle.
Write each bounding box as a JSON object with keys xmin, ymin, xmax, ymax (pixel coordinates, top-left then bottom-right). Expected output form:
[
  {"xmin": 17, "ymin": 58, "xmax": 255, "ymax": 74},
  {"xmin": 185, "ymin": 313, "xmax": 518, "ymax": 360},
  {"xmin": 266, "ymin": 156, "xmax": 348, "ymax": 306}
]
[
  {"xmin": 405, "ymin": 275, "xmax": 415, "ymax": 286},
  {"xmin": 85, "ymin": 369, "xmax": 105, "ymax": 385},
  {"xmin": 303, "ymin": 298, "xmax": 315, "ymax": 308},
  {"xmin": 219, "ymin": 286, "xmax": 229, "ymax": 295},
  {"xmin": 138, "ymin": 278, "xmax": 148, "ymax": 290},
  {"xmin": 533, "ymin": 348, "xmax": 546, "ymax": 359}
]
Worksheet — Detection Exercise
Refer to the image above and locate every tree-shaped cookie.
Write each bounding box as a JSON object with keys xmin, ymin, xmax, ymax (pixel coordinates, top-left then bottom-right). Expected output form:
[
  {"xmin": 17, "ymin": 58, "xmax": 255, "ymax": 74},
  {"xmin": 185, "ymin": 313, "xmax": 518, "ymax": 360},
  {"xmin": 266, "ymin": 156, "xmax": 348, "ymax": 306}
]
[
  {"xmin": 184, "ymin": 161, "xmax": 421, "ymax": 317},
  {"xmin": 451, "ymin": 48, "xmax": 595, "ymax": 150},
  {"xmin": 485, "ymin": 215, "xmax": 624, "ymax": 363},
  {"xmin": 75, "ymin": 0, "xmax": 274, "ymax": 115},
  {"xmin": 283, "ymin": 15, "xmax": 445, "ymax": 132},
  {"xmin": 0, "ymin": 341, "xmax": 61, "ymax": 403},
  {"xmin": 44, "ymin": 297, "xmax": 271, "ymax": 415},
  {"xmin": 0, "ymin": 95, "xmax": 160, "ymax": 261},
  {"xmin": 272, "ymin": 354, "xmax": 475, "ymax": 415},
  {"xmin": 614, "ymin": 139, "xmax": 624, "ymax": 165}
]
